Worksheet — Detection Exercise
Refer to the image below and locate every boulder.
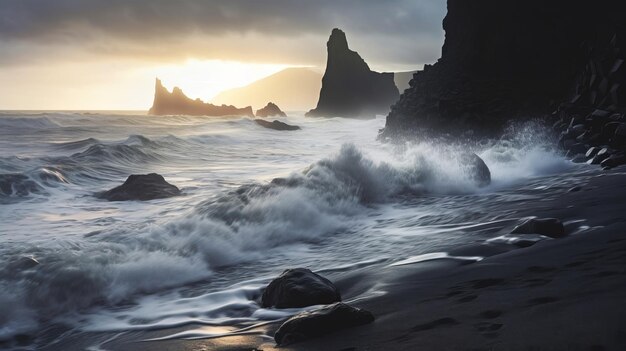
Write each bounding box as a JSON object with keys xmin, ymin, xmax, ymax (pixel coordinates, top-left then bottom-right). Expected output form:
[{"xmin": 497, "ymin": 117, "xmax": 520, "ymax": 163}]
[
  {"xmin": 274, "ymin": 302, "xmax": 374, "ymax": 345},
  {"xmin": 256, "ymin": 102, "xmax": 287, "ymax": 118},
  {"xmin": 98, "ymin": 173, "xmax": 181, "ymax": 201},
  {"xmin": 511, "ymin": 218, "xmax": 565, "ymax": 238},
  {"xmin": 254, "ymin": 119, "xmax": 301, "ymax": 131},
  {"xmin": 600, "ymin": 152, "xmax": 626, "ymax": 169},
  {"xmin": 460, "ymin": 153, "xmax": 491, "ymax": 187},
  {"xmin": 261, "ymin": 268, "xmax": 341, "ymax": 308}
]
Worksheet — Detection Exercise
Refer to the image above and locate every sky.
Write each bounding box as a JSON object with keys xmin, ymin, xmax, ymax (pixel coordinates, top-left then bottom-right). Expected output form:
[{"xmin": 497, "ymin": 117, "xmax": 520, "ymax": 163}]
[{"xmin": 0, "ymin": 0, "xmax": 446, "ymax": 110}]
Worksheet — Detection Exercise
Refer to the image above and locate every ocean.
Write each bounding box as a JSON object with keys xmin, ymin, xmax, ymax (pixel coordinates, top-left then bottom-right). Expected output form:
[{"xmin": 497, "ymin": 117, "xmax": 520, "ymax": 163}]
[{"xmin": 0, "ymin": 111, "xmax": 586, "ymax": 349}]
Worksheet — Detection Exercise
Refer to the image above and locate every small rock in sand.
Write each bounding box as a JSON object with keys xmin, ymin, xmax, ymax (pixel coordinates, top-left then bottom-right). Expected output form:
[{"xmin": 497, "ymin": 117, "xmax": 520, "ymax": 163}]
[
  {"xmin": 261, "ymin": 268, "xmax": 341, "ymax": 308},
  {"xmin": 511, "ymin": 218, "xmax": 566, "ymax": 238},
  {"xmin": 97, "ymin": 173, "xmax": 181, "ymax": 201},
  {"xmin": 274, "ymin": 302, "xmax": 374, "ymax": 345}
]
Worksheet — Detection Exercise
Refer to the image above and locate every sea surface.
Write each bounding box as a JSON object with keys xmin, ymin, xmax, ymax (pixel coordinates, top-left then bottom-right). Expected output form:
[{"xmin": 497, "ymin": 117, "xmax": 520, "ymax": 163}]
[{"xmin": 0, "ymin": 111, "xmax": 591, "ymax": 349}]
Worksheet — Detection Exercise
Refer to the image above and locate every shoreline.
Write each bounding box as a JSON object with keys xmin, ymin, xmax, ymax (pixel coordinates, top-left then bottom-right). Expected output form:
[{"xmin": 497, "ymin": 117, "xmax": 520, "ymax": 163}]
[{"xmin": 57, "ymin": 167, "xmax": 626, "ymax": 351}]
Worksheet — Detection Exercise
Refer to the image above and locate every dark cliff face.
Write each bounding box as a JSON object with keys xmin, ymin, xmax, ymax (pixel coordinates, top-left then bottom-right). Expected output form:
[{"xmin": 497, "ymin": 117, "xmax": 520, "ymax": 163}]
[
  {"xmin": 383, "ymin": 0, "xmax": 626, "ymax": 138},
  {"xmin": 307, "ymin": 28, "xmax": 399, "ymax": 118},
  {"xmin": 148, "ymin": 78, "xmax": 253, "ymax": 117}
]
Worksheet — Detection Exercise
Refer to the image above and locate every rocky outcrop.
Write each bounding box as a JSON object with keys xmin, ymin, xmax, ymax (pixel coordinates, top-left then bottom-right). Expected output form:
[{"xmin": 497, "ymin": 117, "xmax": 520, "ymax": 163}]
[
  {"xmin": 511, "ymin": 218, "xmax": 566, "ymax": 239},
  {"xmin": 460, "ymin": 153, "xmax": 491, "ymax": 187},
  {"xmin": 254, "ymin": 119, "xmax": 300, "ymax": 131},
  {"xmin": 274, "ymin": 302, "xmax": 374, "ymax": 345},
  {"xmin": 261, "ymin": 268, "xmax": 341, "ymax": 308},
  {"xmin": 148, "ymin": 78, "xmax": 253, "ymax": 117},
  {"xmin": 256, "ymin": 102, "xmax": 287, "ymax": 118},
  {"xmin": 306, "ymin": 28, "xmax": 399, "ymax": 118},
  {"xmin": 97, "ymin": 173, "xmax": 181, "ymax": 201},
  {"xmin": 381, "ymin": 0, "xmax": 626, "ymax": 138}
]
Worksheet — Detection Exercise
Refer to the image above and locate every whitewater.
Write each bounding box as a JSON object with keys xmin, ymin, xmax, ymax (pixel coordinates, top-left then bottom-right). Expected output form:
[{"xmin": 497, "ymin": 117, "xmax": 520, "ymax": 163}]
[{"xmin": 0, "ymin": 111, "xmax": 585, "ymax": 349}]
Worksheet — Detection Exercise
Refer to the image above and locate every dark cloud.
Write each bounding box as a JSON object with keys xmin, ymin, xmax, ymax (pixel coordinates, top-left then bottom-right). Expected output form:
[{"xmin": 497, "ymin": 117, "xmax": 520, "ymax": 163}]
[{"xmin": 0, "ymin": 0, "xmax": 445, "ymax": 67}]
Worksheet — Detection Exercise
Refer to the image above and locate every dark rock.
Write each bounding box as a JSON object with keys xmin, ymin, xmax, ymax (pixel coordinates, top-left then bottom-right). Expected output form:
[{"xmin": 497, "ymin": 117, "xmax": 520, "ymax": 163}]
[
  {"xmin": 380, "ymin": 0, "xmax": 626, "ymax": 138},
  {"xmin": 261, "ymin": 268, "xmax": 341, "ymax": 308},
  {"xmin": 256, "ymin": 102, "xmax": 287, "ymax": 118},
  {"xmin": 460, "ymin": 153, "xmax": 491, "ymax": 187},
  {"xmin": 571, "ymin": 154, "xmax": 588, "ymax": 163},
  {"xmin": 98, "ymin": 173, "xmax": 181, "ymax": 201},
  {"xmin": 511, "ymin": 218, "xmax": 566, "ymax": 238},
  {"xmin": 254, "ymin": 119, "xmax": 300, "ymax": 131},
  {"xmin": 306, "ymin": 29, "xmax": 399, "ymax": 118},
  {"xmin": 566, "ymin": 143, "xmax": 588, "ymax": 156},
  {"xmin": 274, "ymin": 302, "xmax": 374, "ymax": 345},
  {"xmin": 568, "ymin": 186, "xmax": 582, "ymax": 192},
  {"xmin": 586, "ymin": 146, "xmax": 602, "ymax": 159},
  {"xmin": 0, "ymin": 174, "xmax": 45, "ymax": 197},
  {"xmin": 148, "ymin": 78, "xmax": 253, "ymax": 117},
  {"xmin": 600, "ymin": 152, "xmax": 626, "ymax": 168}
]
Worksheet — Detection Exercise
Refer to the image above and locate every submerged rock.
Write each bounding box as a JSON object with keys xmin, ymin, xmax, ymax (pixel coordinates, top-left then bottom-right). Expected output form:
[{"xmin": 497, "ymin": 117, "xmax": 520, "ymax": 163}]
[
  {"xmin": 256, "ymin": 102, "xmax": 287, "ymax": 118},
  {"xmin": 254, "ymin": 119, "xmax": 301, "ymax": 131},
  {"xmin": 0, "ymin": 174, "xmax": 45, "ymax": 197},
  {"xmin": 261, "ymin": 268, "xmax": 341, "ymax": 308},
  {"xmin": 511, "ymin": 218, "xmax": 565, "ymax": 238},
  {"xmin": 461, "ymin": 153, "xmax": 491, "ymax": 187},
  {"xmin": 98, "ymin": 173, "xmax": 181, "ymax": 201},
  {"xmin": 306, "ymin": 28, "xmax": 399, "ymax": 118},
  {"xmin": 148, "ymin": 78, "xmax": 253, "ymax": 117},
  {"xmin": 274, "ymin": 302, "xmax": 374, "ymax": 345}
]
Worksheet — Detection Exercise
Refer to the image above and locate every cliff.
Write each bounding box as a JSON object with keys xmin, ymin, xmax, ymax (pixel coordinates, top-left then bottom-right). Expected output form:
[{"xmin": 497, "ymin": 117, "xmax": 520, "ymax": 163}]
[
  {"xmin": 382, "ymin": 0, "xmax": 626, "ymax": 138},
  {"xmin": 148, "ymin": 78, "xmax": 253, "ymax": 117},
  {"xmin": 306, "ymin": 29, "xmax": 399, "ymax": 118}
]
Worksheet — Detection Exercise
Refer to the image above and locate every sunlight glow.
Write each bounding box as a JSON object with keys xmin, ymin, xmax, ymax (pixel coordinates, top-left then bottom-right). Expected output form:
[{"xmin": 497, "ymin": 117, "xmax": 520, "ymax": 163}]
[{"xmin": 146, "ymin": 59, "xmax": 290, "ymax": 102}]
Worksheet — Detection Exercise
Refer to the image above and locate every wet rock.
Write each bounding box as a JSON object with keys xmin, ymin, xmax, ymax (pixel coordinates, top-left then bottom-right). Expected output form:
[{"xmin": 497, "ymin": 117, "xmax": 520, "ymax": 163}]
[
  {"xmin": 566, "ymin": 143, "xmax": 588, "ymax": 157},
  {"xmin": 98, "ymin": 173, "xmax": 181, "ymax": 201},
  {"xmin": 460, "ymin": 153, "xmax": 491, "ymax": 187},
  {"xmin": 571, "ymin": 154, "xmax": 588, "ymax": 163},
  {"xmin": 0, "ymin": 174, "xmax": 45, "ymax": 197},
  {"xmin": 261, "ymin": 268, "xmax": 341, "ymax": 308},
  {"xmin": 254, "ymin": 119, "xmax": 300, "ymax": 131},
  {"xmin": 511, "ymin": 218, "xmax": 566, "ymax": 238},
  {"xmin": 600, "ymin": 152, "xmax": 626, "ymax": 169},
  {"xmin": 255, "ymin": 102, "xmax": 287, "ymax": 118},
  {"xmin": 274, "ymin": 302, "xmax": 374, "ymax": 345},
  {"xmin": 588, "ymin": 148, "xmax": 612, "ymax": 164},
  {"xmin": 586, "ymin": 146, "xmax": 602, "ymax": 159}
]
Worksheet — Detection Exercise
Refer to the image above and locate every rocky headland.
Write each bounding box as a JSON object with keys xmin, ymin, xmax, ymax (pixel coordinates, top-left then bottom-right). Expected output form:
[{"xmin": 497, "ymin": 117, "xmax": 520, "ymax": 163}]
[
  {"xmin": 381, "ymin": 0, "xmax": 626, "ymax": 142},
  {"xmin": 306, "ymin": 28, "xmax": 399, "ymax": 118},
  {"xmin": 148, "ymin": 78, "xmax": 253, "ymax": 117}
]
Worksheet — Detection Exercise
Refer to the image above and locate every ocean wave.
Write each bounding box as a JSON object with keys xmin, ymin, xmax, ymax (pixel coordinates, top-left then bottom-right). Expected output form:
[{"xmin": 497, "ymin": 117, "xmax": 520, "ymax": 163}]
[{"xmin": 0, "ymin": 116, "xmax": 60, "ymax": 130}]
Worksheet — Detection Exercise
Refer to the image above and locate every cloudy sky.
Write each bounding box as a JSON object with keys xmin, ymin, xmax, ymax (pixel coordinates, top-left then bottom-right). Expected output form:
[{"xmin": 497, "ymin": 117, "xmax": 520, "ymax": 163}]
[{"xmin": 0, "ymin": 0, "xmax": 445, "ymax": 110}]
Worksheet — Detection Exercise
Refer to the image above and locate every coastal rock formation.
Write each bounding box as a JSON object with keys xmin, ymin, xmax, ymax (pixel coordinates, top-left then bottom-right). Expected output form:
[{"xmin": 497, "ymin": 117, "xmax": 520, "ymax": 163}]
[
  {"xmin": 461, "ymin": 153, "xmax": 491, "ymax": 187},
  {"xmin": 261, "ymin": 268, "xmax": 341, "ymax": 308},
  {"xmin": 98, "ymin": 173, "xmax": 181, "ymax": 201},
  {"xmin": 254, "ymin": 119, "xmax": 300, "ymax": 131},
  {"xmin": 256, "ymin": 102, "xmax": 287, "ymax": 118},
  {"xmin": 148, "ymin": 78, "xmax": 253, "ymax": 117},
  {"xmin": 382, "ymin": 0, "xmax": 626, "ymax": 138},
  {"xmin": 274, "ymin": 302, "xmax": 375, "ymax": 345},
  {"xmin": 306, "ymin": 28, "xmax": 399, "ymax": 118},
  {"xmin": 512, "ymin": 218, "xmax": 566, "ymax": 239}
]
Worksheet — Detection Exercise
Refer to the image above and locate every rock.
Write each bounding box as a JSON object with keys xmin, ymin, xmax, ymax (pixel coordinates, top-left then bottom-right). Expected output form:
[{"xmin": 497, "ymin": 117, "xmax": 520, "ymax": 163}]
[
  {"xmin": 511, "ymin": 218, "xmax": 566, "ymax": 238},
  {"xmin": 588, "ymin": 147, "xmax": 612, "ymax": 164},
  {"xmin": 148, "ymin": 78, "xmax": 253, "ymax": 117},
  {"xmin": 274, "ymin": 302, "xmax": 374, "ymax": 345},
  {"xmin": 586, "ymin": 146, "xmax": 601, "ymax": 159},
  {"xmin": 600, "ymin": 152, "xmax": 626, "ymax": 169},
  {"xmin": 306, "ymin": 28, "xmax": 399, "ymax": 118},
  {"xmin": 98, "ymin": 173, "xmax": 181, "ymax": 201},
  {"xmin": 261, "ymin": 268, "xmax": 341, "ymax": 308},
  {"xmin": 380, "ymin": 0, "xmax": 626, "ymax": 138},
  {"xmin": 460, "ymin": 153, "xmax": 491, "ymax": 187},
  {"xmin": 254, "ymin": 119, "xmax": 301, "ymax": 131},
  {"xmin": 0, "ymin": 174, "xmax": 45, "ymax": 197},
  {"xmin": 566, "ymin": 143, "xmax": 588, "ymax": 156},
  {"xmin": 255, "ymin": 102, "xmax": 287, "ymax": 118},
  {"xmin": 571, "ymin": 154, "xmax": 588, "ymax": 163}
]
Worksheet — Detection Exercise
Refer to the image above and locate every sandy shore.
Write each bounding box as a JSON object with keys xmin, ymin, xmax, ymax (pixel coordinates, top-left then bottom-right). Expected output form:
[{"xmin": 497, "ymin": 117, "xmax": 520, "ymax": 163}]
[{"xmin": 48, "ymin": 168, "xmax": 626, "ymax": 351}]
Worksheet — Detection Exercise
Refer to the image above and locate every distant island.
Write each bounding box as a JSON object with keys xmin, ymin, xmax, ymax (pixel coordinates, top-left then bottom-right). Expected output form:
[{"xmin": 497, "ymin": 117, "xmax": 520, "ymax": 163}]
[
  {"xmin": 306, "ymin": 28, "xmax": 399, "ymax": 118},
  {"xmin": 148, "ymin": 78, "xmax": 253, "ymax": 117}
]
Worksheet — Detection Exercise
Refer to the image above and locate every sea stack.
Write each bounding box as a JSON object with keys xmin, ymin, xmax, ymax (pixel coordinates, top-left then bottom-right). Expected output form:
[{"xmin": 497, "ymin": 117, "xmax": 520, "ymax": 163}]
[
  {"xmin": 148, "ymin": 78, "xmax": 254, "ymax": 117},
  {"xmin": 256, "ymin": 102, "xmax": 287, "ymax": 117},
  {"xmin": 306, "ymin": 28, "xmax": 399, "ymax": 118}
]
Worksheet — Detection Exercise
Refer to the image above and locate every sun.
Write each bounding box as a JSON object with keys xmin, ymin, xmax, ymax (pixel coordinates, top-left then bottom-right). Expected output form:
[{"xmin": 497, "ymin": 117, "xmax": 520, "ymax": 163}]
[{"xmin": 149, "ymin": 59, "xmax": 289, "ymax": 102}]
